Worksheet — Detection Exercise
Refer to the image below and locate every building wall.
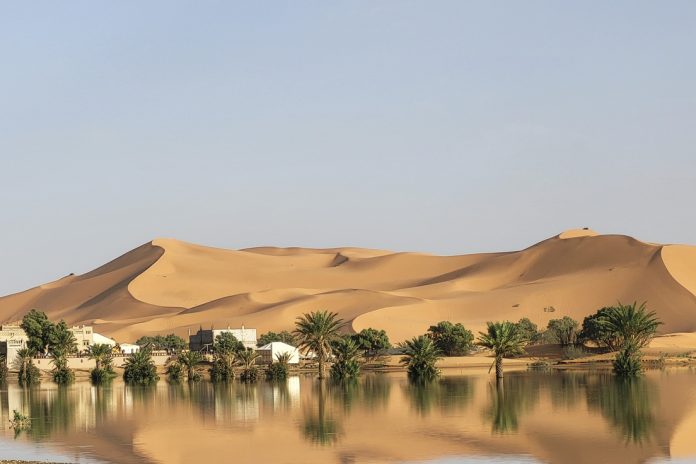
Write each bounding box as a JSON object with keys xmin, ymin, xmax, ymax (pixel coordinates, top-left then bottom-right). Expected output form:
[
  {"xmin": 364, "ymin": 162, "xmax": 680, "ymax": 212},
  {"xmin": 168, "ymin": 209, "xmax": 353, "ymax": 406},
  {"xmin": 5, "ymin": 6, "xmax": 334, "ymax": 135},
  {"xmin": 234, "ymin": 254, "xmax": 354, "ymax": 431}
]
[{"xmin": 189, "ymin": 327, "xmax": 257, "ymax": 351}]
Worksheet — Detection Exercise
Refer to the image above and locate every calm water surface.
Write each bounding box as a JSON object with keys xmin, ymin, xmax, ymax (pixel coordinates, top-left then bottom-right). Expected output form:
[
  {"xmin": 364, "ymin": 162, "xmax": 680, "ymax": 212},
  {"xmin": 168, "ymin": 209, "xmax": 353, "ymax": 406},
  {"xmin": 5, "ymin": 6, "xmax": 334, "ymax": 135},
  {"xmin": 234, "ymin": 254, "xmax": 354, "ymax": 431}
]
[{"xmin": 1, "ymin": 368, "xmax": 696, "ymax": 464}]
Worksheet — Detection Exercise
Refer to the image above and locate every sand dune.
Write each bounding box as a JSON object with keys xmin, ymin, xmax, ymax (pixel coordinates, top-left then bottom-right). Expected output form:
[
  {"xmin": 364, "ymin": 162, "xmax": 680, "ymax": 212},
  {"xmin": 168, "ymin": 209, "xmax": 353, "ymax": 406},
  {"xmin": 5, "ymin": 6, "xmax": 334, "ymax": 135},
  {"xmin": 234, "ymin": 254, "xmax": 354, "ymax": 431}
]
[{"xmin": 1, "ymin": 229, "xmax": 696, "ymax": 343}]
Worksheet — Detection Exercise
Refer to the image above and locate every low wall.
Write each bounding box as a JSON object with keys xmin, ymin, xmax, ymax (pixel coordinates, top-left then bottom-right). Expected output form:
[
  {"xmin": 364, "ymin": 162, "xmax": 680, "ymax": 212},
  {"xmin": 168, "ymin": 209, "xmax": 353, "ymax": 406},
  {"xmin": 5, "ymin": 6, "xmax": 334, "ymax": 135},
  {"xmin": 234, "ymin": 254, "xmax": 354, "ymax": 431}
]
[{"xmin": 30, "ymin": 354, "xmax": 173, "ymax": 372}]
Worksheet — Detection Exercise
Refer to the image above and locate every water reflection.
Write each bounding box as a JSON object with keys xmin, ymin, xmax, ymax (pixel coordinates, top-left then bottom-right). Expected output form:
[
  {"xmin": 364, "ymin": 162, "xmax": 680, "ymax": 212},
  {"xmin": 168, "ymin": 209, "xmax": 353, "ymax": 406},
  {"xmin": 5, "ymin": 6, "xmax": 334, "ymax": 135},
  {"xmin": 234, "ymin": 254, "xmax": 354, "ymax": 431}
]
[
  {"xmin": 483, "ymin": 376, "xmax": 540, "ymax": 434},
  {"xmin": 0, "ymin": 370, "xmax": 691, "ymax": 464},
  {"xmin": 586, "ymin": 375, "xmax": 657, "ymax": 444}
]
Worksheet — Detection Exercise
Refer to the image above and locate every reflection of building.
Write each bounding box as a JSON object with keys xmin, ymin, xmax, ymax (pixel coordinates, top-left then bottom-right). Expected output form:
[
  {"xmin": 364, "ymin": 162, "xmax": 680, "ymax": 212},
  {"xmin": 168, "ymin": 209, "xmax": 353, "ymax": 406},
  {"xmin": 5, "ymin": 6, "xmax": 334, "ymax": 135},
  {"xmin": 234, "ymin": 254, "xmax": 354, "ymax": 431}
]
[
  {"xmin": 0, "ymin": 324, "xmax": 28, "ymax": 367},
  {"xmin": 257, "ymin": 342, "xmax": 300, "ymax": 364},
  {"xmin": 189, "ymin": 326, "xmax": 257, "ymax": 351}
]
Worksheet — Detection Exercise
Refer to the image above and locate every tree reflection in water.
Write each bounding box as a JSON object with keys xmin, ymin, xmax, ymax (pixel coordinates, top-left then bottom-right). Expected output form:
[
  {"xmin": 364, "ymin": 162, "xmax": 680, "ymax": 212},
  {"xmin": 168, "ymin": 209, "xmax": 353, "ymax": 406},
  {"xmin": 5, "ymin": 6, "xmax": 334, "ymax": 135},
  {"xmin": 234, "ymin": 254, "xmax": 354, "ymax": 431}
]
[
  {"xmin": 302, "ymin": 381, "xmax": 342, "ymax": 446},
  {"xmin": 483, "ymin": 374, "xmax": 540, "ymax": 434},
  {"xmin": 586, "ymin": 374, "xmax": 656, "ymax": 444},
  {"xmin": 405, "ymin": 376, "xmax": 474, "ymax": 416},
  {"xmin": 26, "ymin": 386, "xmax": 77, "ymax": 439}
]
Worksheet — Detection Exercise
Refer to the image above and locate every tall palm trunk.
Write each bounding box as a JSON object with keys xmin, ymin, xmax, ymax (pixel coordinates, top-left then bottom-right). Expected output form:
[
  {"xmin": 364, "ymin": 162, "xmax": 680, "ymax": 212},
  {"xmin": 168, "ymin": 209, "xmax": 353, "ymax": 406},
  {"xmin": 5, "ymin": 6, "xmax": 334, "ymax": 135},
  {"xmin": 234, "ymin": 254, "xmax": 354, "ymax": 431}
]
[
  {"xmin": 318, "ymin": 351, "xmax": 325, "ymax": 379},
  {"xmin": 495, "ymin": 356, "xmax": 503, "ymax": 380}
]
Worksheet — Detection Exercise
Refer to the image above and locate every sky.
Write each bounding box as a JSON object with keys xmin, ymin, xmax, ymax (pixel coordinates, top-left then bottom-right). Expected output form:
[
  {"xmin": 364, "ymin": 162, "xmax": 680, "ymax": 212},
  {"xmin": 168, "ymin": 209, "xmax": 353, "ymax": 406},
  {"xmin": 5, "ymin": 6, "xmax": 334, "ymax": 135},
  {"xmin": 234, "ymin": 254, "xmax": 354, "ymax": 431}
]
[{"xmin": 1, "ymin": 1, "xmax": 695, "ymax": 295}]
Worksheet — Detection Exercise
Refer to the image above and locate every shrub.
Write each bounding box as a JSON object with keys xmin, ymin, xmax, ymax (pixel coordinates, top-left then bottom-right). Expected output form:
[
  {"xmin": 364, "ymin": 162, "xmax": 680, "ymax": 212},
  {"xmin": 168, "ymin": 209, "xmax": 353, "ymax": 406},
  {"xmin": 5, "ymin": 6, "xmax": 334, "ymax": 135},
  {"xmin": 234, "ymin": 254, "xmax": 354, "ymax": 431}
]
[
  {"xmin": 350, "ymin": 328, "xmax": 391, "ymax": 362},
  {"xmin": 17, "ymin": 349, "xmax": 40, "ymax": 387},
  {"xmin": 613, "ymin": 343, "xmax": 642, "ymax": 377},
  {"xmin": 51, "ymin": 355, "xmax": 75, "ymax": 385},
  {"xmin": 123, "ymin": 349, "xmax": 159, "ymax": 385},
  {"xmin": 546, "ymin": 317, "xmax": 579, "ymax": 346},
  {"xmin": 166, "ymin": 361, "xmax": 184, "ymax": 382},
  {"xmin": 562, "ymin": 345, "xmax": 589, "ymax": 360},
  {"xmin": 266, "ymin": 352, "xmax": 291, "ymax": 381},
  {"xmin": 135, "ymin": 334, "xmax": 186, "ymax": 352},
  {"xmin": 210, "ymin": 351, "xmax": 235, "ymax": 382},
  {"xmin": 427, "ymin": 321, "xmax": 474, "ymax": 356},
  {"xmin": 237, "ymin": 349, "xmax": 260, "ymax": 383},
  {"xmin": 400, "ymin": 336, "xmax": 442, "ymax": 381}
]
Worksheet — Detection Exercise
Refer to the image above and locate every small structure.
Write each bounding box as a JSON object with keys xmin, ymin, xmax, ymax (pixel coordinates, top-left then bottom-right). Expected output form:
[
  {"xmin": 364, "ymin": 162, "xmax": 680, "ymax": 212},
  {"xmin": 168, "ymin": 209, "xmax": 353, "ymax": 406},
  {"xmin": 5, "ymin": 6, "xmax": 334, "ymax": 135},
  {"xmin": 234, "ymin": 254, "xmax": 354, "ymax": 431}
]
[
  {"xmin": 189, "ymin": 325, "xmax": 257, "ymax": 351},
  {"xmin": 0, "ymin": 325, "xmax": 28, "ymax": 367},
  {"xmin": 257, "ymin": 342, "xmax": 300, "ymax": 365},
  {"xmin": 119, "ymin": 343, "xmax": 140, "ymax": 354}
]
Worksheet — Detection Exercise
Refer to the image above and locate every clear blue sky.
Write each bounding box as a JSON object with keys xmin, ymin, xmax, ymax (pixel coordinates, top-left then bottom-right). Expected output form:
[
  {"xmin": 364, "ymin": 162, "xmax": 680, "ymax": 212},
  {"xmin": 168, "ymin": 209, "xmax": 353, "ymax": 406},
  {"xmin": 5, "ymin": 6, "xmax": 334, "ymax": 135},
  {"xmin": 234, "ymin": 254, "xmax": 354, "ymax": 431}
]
[{"xmin": 1, "ymin": 1, "xmax": 695, "ymax": 295}]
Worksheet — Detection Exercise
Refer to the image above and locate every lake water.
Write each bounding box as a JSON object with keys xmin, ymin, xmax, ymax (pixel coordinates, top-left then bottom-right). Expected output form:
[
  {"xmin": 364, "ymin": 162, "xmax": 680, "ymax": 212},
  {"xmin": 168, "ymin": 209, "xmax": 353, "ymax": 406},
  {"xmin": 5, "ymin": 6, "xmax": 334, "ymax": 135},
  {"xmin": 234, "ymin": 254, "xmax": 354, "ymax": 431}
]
[{"xmin": 1, "ymin": 368, "xmax": 696, "ymax": 464}]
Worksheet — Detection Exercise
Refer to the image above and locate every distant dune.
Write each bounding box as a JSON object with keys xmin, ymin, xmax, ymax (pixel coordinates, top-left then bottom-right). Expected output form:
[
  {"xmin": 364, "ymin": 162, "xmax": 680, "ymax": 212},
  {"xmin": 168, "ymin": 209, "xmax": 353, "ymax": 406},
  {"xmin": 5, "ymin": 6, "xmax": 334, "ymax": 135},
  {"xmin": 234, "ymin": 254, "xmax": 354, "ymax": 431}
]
[{"xmin": 1, "ymin": 229, "xmax": 696, "ymax": 344}]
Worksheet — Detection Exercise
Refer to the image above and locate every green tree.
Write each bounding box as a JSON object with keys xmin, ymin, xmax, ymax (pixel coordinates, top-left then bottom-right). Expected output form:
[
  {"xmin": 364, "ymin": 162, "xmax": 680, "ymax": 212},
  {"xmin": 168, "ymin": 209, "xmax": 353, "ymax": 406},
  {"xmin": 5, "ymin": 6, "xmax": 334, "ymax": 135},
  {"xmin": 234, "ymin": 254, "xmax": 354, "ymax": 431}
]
[
  {"xmin": 477, "ymin": 321, "xmax": 527, "ymax": 380},
  {"xmin": 613, "ymin": 342, "xmax": 642, "ymax": 377},
  {"xmin": 50, "ymin": 355, "xmax": 74, "ymax": 385},
  {"xmin": 49, "ymin": 320, "xmax": 77, "ymax": 357},
  {"xmin": 123, "ymin": 349, "xmax": 159, "ymax": 385},
  {"xmin": 579, "ymin": 307, "xmax": 616, "ymax": 349},
  {"xmin": 330, "ymin": 338, "xmax": 361, "ymax": 381},
  {"xmin": 17, "ymin": 348, "xmax": 40, "ymax": 387},
  {"xmin": 427, "ymin": 321, "xmax": 475, "ymax": 356},
  {"xmin": 214, "ymin": 332, "xmax": 244, "ymax": 354},
  {"xmin": 350, "ymin": 328, "xmax": 391, "ymax": 362},
  {"xmin": 266, "ymin": 352, "xmax": 291, "ymax": 381},
  {"xmin": 0, "ymin": 355, "xmax": 7, "ymax": 382},
  {"xmin": 210, "ymin": 350, "xmax": 236, "ymax": 382},
  {"xmin": 257, "ymin": 330, "xmax": 296, "ymax": 347},
  {"xmin": 514, "ymin": 318, "xmax": 540, "ymax": 344},
  {"xmin": 87, "ymin": 344, "xmax": 115, "ymax": 385},
  {"xmin": 178, "ymin": 351, "xmax": 203, "ymax": 381},
  {"xmin": 546, "ymin": 316, "xmax": 579, "ymax": 346},
  {"xmin": 400, "ymin": 335, "xmax": 442, "ymax": 381},
  {"xmin": 597, "ymin": 302, "xmax": 662, "ymax": 350},
  {"xmin": 21, "ymin": 309, "xmax": 55, "ymax": 354},
  {"xmin": 294, "ymin": 310, "xmax": 346, "ymax": 379},
  {"xmin": 237, "ymin": 348, "xmax": 260, "ymax": 383}
]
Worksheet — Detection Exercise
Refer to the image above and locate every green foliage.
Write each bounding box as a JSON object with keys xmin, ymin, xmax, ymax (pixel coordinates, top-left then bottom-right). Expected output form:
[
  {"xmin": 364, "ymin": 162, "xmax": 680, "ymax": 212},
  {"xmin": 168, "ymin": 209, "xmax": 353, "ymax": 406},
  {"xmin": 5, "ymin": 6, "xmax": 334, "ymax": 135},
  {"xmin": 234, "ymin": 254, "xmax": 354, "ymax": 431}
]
[
  {"xmin": 88, "ymin": 344, "xmax": 116, "ymax": 385},
  {"xmin": 330, "ymin": 338, "xmax": 361, "ymax": 381},
  {"xmin": 17, "ymin": 348, "xmax": 40, "ymax": 387},
  {"xmin": 257, "ymin": 330, "xmax": 296, "ymax": 347},
  {"xmin": 562, "ymin": 345, "xmax": 590, "ymax": 360},
  {"xmin": 135, "ymin": 334, "xmax": 186, "ymax": 352},
  {"xmin": 597, "ymin": 302, "xmax": 662, "ymax": 350},
  {"xmin": 177, "ymin": 351, "xmax": 203, "ymax": 381},
  {"xmin": 294, "ymin": 310, "xmax": 346, "ymax": 379},
  {"xmin": 123, "ymin": 349, "xmax": 159, "ymax": 385},
  {"xmin": 214, "ymin": 332, "xmax": 244, "ymax": 354},
  {"xmin": 210, "ymin": 351, "xmax": 236, "ymax": 382},
  {"xmin": 579, "ymin": 307, "xmax": 615, "ymax": 349},
  {"xmin": 613, "ymin": 343, "xmax": 643, "ymax": 377},
  {"xmin": 166, "ymin": 361, "xmax": 184, "ymax": 382},
  {"xmin": 0, "ymin": 355, "xmax": 8, "ymax": 382},
  {"xmin": 427, "ymin": 321, "xmax": 474, "ymax": 356},
  {"xmin": 237, "ymin": 348, "xmax": 260, "ymax": 383},
  {"xmin": 477, "ymin": 321, "xmax": 527, "ymax": 379},
  {"xmin": 21, "ymin": 309, "xmax": 55, "ymax": 354},
  {"xmin": 48, "ymin": 320, "xmax": 77, "ymax": 357},
  {"xmin": 51, "ymin": 355, "xmax": 75, "ymax": 385},
  {"xmin": 514, "ymin": 318, "xmax": 540, "ymax": 344},
  {"xmin": 350, "ymin": 328, "xmax": 391, "ymax": 362},
  {"xmin": 266, "ymin": 352, "xmax": 291, "ymax": 381},
  {"xmin": 546, "ymin": 316, "xmax": 579, "ymax": 346},
  {"xmin": 9, "ymin": 410, "xmax": 31, "ymax": 432},
  {"xmin": 400, "ymin": 335, "xmax": 442, "ymax": 381}
]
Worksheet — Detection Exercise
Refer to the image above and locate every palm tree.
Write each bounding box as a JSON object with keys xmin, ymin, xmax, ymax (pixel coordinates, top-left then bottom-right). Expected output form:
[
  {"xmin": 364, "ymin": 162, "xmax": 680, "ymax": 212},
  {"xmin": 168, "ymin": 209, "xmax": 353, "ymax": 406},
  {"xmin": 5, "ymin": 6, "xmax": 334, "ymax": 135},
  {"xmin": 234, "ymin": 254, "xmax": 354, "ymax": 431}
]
[
  {"xmin": 87, "ymin": 344, "xmax": 113, "ymax": 371},
  {"xmin": 16, "ymin": 348, "xmax": 40, "ymax": 387},
  {"xmin": 267, "ymin": 352, "xmax": 292, "ymax": 381},
  {"xmin": 294, "ymin": 310, "xmax": 346, "ymax": 379},
  {"xmin": 123, "ymin": 349, "xmax": 159, "ymax": 385},
  {"xmin": 177, "ymin": 350, "xmax": 203, "ymax": 382},
  {"xmin": 237, "ymin": 348, "xmax": 260, "ymax": 382},
  {"xmin": 477, "ymin": 321, "xmax": 527, "ymax": 381},
  {"xmin": 210, "ymin": 350, "xmax": 236, "ymax": 382},
  {"xmin": 598, "ymin": 302, "xmax": 662, "ymax": 350},
  {"xmin": 330, "ymin": 337, "xmax": 361, "ymax": 381},
  {"xmin": 400, "ymin": 336, "xmax": 442, "ymax": 381}
]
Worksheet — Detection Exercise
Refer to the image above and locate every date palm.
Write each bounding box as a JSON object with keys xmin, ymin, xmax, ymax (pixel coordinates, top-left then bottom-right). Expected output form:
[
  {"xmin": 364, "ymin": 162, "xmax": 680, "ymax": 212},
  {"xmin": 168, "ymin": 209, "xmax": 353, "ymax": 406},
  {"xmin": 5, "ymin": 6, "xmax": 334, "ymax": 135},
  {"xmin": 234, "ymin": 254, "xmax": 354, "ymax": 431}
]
[
  {"xmin": 294, "ymin": 311, "xmax": 346, "ymax": 379},
  {"xmin": 400, "ymin": 335, "xmax": 442, "ymax": 381},
  {"xmin": 87, "ymin": 344, "xmax": 113, "ymax": 371},
  {"xmin": 598, "ymin": 302, "xmax": 662, "ymax": 350},
  {"xmin": 237, "ymin": 348, "xmax": 261, "ymax": 382},
  {"xmin": 477, "ymin": 321, "xmax": 526, "ymax": 381},
  {"xmin": 177, "ymin": 350, "xmax": 203, "ymax": 381}
]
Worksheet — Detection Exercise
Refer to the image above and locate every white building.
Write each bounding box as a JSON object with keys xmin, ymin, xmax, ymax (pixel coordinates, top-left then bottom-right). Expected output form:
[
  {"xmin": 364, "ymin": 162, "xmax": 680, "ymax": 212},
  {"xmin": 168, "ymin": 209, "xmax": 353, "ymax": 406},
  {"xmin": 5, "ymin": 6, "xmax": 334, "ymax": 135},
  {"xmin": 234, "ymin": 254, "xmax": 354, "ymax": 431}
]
[
  {"xmin": 257, "ymin": 342, "xmax": 300, "ymax": 365},
  {"xmin": 189, "ymin": 326, "xmax": 257, "ymax": 351},
  {"xmin": 92, "ymin": 332, "xmax": 117, "ymax": 347},
  {"xmin": 119, "ymin": 343, "xmax": 140, "ymax": 354},
  {"xmin": 0, "ymin": 325, "xmax": 28, "ymax": 368},
  {"xmin": 70, "ymin": 325, "xmax": 94, "ymax": 350}
]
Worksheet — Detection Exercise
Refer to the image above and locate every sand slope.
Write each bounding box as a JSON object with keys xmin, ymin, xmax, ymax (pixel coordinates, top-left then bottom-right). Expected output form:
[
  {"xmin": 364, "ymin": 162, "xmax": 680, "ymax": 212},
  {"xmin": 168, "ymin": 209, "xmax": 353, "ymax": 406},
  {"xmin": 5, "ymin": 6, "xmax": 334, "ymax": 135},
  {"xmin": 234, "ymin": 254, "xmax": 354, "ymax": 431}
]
[{"xmin": 1, "ymin": 230, "xmax": 695, "ymax": 343}]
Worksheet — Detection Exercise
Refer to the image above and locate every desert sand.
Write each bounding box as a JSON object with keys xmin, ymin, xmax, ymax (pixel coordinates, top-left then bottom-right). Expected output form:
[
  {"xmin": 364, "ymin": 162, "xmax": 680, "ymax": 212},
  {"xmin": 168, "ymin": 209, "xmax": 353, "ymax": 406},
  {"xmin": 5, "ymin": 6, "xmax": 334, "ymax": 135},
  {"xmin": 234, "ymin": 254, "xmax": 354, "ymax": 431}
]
[{"xmin": 1, "ymin": 229, "xmax": 695, "ymax": 346}]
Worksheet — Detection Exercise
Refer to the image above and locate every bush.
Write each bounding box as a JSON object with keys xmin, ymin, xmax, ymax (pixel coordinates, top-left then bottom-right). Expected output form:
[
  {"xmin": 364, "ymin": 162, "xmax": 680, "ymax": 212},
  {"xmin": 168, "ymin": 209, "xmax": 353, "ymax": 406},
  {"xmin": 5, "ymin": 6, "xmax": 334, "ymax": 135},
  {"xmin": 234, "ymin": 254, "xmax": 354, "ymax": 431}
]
[
  {"xmin": 123, "ymin": 349, "xmax": 159, "ymax": 385},
  {"xmin": 330, "ymin": 338, "xmax": 361, "ymax": 381},
  {"xmin": 266, "ymin": 362, "xmax": 289, "ymax": 381},
  {"xmin": 546, "ymin": 317, "xmax": 579, "ymax": 346},
  {"xmin": 257, "ymin": 330, "xmax": 296, "ymax": 347},
  {"xmin": 51, "ymin": 356, "xmax": 75, "ymax": 385},
  {"xmin": 350, "ymin": 328, "xmax": 391, "ymax": 362},
  {"xmin": 427, "ymin": 321, "xmax": 474, "ymax": 356},
  {"xmin": 90, "ymin": 368, "xmax": 116, "ymax": 384},
  {"xmin": 166, "ymin": 361, "xmax": 184, "ymax": 382},
  {"xmin": 400, "ymin": 336, "xmax": 441, "ymax": 381},
  {"xmin": 135, "ymin": 334, "xmax": 186, "ymax": 352},
  {"xmin": 562, "ymin": 345, "xmax": 589, "ymax": 360},
  {"xmin": 210, "ymin": 352, "xmax": 235, "ymax": 382},
  {"xmin": 514, "ymin": 318, "xmax": 540, "ymax": 344},
  {"xmin": 240, "ymin": 367, "xmax": 259, "ymax": 382}
]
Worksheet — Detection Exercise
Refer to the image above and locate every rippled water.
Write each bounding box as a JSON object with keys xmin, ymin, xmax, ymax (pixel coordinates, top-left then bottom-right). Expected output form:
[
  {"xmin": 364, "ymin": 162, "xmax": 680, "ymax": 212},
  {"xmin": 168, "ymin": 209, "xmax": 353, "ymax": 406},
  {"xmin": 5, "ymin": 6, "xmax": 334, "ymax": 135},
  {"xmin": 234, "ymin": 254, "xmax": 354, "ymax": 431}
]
[{"xmin": 1, "ymin": 368, "xmax": 695, "ymax": 464}]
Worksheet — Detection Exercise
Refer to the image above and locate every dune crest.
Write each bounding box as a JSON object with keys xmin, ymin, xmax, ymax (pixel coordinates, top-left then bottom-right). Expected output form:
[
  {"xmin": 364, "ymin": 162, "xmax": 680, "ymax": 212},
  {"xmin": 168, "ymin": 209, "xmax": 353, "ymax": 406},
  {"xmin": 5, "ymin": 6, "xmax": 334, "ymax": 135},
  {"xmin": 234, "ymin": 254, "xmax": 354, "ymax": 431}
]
[{"xmin": 2, "ymin": 231, "xmax": 696, "ymax": 342}]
